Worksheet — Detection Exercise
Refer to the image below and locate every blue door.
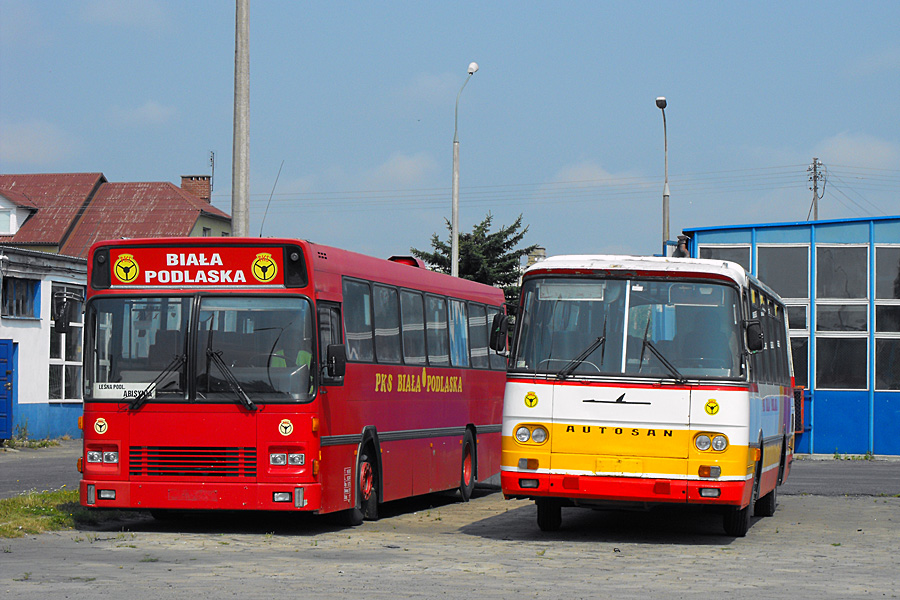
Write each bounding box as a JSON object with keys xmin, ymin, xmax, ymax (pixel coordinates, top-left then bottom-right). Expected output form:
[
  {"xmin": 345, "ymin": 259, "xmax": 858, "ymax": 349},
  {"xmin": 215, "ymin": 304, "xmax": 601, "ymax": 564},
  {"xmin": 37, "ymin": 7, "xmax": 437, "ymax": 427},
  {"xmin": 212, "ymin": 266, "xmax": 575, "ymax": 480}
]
[{"xmin": 0, "ymin": 339, "xmax": 12, "ymax": 440}]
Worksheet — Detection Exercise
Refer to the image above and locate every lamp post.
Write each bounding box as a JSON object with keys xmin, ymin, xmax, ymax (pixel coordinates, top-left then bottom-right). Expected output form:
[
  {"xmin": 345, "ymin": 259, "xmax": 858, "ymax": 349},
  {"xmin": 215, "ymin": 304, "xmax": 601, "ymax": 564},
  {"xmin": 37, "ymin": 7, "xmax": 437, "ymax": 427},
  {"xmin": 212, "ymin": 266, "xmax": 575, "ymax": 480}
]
[
  {"xmin": 656, "ymin": 96, "xmax": 669, "ymax": 256},
  {"xmin": 451, "ymin": 61, "xmax": 479, "ymax": 278}
]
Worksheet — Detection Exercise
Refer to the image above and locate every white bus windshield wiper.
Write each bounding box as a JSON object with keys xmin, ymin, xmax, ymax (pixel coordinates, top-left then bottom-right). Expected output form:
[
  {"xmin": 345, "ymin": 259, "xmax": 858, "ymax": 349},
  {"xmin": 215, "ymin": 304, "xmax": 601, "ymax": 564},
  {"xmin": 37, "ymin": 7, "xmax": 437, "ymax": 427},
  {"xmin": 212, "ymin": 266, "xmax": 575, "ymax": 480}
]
[
  {"xmin": 557, "ymin": 316, "xmax": 607, "ymax": 380},
  {"xmin": 130, "ymin": 354, "xmax": 186, "ymax": 410},
  {"xmin": 556, "ymin": 335, "xmax": 606, "ymax": 380},
  {"xmin": 206, "ymin": 348, "xmax": 257, "ymax": 411},
  {"xmin": 638, "ymin": 316, "xmax": 686, "ymax": 384}
]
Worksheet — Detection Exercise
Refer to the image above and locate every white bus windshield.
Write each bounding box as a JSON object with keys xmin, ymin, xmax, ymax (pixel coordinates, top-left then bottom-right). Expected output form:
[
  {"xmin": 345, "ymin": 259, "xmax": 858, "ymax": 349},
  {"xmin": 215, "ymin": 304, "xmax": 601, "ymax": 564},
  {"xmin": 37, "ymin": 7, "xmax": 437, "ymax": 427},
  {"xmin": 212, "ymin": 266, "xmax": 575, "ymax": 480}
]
[{"xmin": 511, "ymin": 277, "xmax": 743, "ymax": 380}]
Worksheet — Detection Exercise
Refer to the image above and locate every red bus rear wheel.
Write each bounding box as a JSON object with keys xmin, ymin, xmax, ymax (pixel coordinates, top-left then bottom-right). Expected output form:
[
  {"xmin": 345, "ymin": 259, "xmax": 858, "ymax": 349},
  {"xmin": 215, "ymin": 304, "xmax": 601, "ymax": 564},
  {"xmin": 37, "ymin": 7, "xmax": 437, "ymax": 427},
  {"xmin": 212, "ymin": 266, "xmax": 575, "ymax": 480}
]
[{"xmin": 459, "ymin": 430, "xmax": 476, "ymax": 502}]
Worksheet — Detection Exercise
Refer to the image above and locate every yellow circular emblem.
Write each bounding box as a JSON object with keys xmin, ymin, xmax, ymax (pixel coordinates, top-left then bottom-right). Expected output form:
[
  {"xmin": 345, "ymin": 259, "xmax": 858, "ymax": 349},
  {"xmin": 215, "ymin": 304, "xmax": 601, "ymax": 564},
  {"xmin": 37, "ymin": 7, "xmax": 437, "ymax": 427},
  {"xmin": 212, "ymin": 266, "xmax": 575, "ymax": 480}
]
[
  {"xmin": 278, "ymin": 419, "xmax": 294, "ymax": 436},
  {"xmin": 524, "ymin": 391, "xmax": 538, "ymax": 408},
  {"xmin": 251, "ymin": 253, "xmax": 278, "ymax": 282},
  {"xmin": 113, "ymin": 254, "xmax": 139, "ymax": 283},
  {"xmin": 705, "ymin": 399, "xmax": 720, "ymax": 416},
  {"xmin": 94, "ymin": 417, "xmax": 109, "ymax": 435}
]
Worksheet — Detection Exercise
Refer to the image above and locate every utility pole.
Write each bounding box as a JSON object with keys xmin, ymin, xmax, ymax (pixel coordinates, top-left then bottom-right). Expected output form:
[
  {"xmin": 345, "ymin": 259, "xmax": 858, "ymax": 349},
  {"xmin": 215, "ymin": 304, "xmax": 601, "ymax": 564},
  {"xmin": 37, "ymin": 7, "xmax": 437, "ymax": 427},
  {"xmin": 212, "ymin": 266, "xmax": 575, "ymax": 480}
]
[
  {"xmin": 232, "ymin": 0, "xmax": 250, "ymax": 237},
  {"xmin": 656, "ymin": 97, "xmax": 669, "ymax": 255},
  {"xmin": 451, "ymin": 62, "xmax": 478, "ymax": 278},
  {"xmin": 807, "ymin": 157, "xmax": 826, "ymax": 221}
]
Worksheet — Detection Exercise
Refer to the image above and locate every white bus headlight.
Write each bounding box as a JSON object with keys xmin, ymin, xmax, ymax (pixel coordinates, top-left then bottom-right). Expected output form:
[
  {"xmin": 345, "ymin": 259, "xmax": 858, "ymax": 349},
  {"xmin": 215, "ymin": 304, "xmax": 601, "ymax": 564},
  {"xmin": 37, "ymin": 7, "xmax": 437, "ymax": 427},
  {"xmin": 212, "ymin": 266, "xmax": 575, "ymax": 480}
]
[
  {"xmin": 270, "ymin": 453, "xmax": 287, "ymax": 466},
  {"xmin": 288, "ymin": 453, "xmax": 305, "ymax": 466},
  {"xmin": 102, "ymin": 451, "xmax": 119, "ymax": 464},
  {"xmin": 695, "ymin": 435, "xmax": 712, "ymax": 451},
  {"xmin": 712, "ymin": 435, "xmax": 728, "ymax": 451},
  {"xmin": 530, "ymin": 427, "xmax": 548, "ymax": 444},
  {"xmin": 86, "ymin": 451, "xmax": 103, "ymax": 463},
  {"xmin": 515, "ymin": 426, "xmax": 531, "ymax": 443}
]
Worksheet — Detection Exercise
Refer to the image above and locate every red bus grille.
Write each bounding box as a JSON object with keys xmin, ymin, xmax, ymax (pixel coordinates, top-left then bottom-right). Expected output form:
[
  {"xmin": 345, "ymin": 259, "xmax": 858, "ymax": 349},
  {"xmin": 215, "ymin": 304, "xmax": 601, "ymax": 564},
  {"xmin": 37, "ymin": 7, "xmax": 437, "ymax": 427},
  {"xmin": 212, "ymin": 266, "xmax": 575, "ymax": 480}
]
[{"xmin": 129, "ymin": 446, "xmax": 257, "ymax": 478}]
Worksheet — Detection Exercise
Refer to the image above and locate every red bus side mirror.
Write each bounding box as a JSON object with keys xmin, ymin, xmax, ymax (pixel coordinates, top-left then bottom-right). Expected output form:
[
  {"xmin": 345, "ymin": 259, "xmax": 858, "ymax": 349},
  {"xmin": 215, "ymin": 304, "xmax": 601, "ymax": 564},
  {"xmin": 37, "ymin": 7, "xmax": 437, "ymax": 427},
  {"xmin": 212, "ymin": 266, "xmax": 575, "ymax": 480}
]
[{"xmin": 326, "ymin": 344, "xmax": 347, "ymax": 378}]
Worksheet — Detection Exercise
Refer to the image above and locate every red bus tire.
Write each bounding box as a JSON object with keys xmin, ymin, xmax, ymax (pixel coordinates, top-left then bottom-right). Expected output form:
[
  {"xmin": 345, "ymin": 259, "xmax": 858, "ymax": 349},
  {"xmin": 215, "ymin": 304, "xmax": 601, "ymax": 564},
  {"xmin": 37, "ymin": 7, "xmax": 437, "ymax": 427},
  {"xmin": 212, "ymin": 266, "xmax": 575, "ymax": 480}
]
[
  {"xmin": 358, "ymin": 451, "xmax": 379, "ymax": 521},
  {"xmin": 459, "ymin": 430, "xmax": 476, "ymax": 502}
]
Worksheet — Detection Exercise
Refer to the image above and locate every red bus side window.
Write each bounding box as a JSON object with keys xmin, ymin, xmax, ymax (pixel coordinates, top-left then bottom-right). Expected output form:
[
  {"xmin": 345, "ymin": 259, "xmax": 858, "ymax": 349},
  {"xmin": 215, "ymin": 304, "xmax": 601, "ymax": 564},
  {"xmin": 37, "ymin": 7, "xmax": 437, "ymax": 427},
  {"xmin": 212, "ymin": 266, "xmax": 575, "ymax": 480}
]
[
  {"xmin": 318, "ymin": 302, "xmax": 344, "ymax": 382},
  {"xmin": 342, "ymin": 279, "xmax": 374, "ymax": 362}
]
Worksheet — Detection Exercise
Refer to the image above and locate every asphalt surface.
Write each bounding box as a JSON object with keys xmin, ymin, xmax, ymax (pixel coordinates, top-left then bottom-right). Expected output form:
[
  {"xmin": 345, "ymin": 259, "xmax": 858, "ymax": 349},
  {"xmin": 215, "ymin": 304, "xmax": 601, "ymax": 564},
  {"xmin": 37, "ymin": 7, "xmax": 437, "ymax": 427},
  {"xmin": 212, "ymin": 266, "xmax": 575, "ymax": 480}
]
[
  {"xmin": 0, "ymin": 439, "xmax": 82, "ymax": 499},
  {"xmin": 2, "ymin": 443, "xmax": 900, "ymax": 599}
]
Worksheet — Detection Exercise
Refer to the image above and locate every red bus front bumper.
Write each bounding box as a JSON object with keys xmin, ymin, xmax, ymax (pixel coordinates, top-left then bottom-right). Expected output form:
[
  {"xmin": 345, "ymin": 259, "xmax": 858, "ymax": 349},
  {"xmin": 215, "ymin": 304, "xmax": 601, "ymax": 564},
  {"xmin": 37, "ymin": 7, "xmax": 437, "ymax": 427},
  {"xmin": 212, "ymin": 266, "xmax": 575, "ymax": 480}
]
[
  {"xmin": 501, "ymin": 470, "xmax": 750, "ymax": 507},
  {"xmin": 80, "ymin": 479, "xmax": 323, "ymax": 512}
]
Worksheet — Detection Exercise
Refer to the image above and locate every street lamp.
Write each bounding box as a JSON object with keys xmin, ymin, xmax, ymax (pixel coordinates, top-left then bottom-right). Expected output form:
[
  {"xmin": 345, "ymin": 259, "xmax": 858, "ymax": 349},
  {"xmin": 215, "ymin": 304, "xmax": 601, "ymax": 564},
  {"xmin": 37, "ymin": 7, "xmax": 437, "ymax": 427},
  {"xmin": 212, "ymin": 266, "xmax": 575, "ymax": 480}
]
[
  {"xmin": 656, "ymin": 96, "xmax": 669, "ymax": 256},
  {"xmin": 451, "ymin": 61, "xmax": 479, "ymax": 277}
]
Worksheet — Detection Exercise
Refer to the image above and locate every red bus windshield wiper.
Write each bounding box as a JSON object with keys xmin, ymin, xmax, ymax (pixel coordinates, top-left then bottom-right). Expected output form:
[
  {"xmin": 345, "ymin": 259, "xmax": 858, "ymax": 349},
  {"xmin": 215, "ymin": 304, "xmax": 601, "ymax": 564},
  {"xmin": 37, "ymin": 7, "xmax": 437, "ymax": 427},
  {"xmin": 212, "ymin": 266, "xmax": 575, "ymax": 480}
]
[
  {"xmin": 206, "ymin": 348, "xmax": 257, "ymax": 412},
  {"xmin": 130, "ymin": 354, "xmax": 186, "ymax": 410}
]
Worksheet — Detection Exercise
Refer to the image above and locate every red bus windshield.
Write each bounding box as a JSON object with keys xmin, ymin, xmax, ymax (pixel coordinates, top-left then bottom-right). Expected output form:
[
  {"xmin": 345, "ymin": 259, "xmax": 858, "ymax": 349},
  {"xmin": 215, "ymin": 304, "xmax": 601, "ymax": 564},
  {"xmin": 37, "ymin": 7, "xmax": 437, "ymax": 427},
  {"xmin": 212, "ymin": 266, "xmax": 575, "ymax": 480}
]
[{"xmin": 86, "ymin": 295, "xmax": 315, "ymax": 405}]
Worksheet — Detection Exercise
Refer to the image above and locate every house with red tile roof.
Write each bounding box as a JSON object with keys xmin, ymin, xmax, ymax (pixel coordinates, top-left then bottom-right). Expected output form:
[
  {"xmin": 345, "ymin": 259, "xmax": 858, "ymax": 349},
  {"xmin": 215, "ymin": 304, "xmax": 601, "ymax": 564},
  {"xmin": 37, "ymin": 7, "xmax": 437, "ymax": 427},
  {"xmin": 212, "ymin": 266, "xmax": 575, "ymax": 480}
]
[
  {"xmin": 0, "ymin": 173, "xmax": 231, "ymax": 258},
  {"xmin": 0, "ymin": 173, "xmax": 230, "ymax": 441}
]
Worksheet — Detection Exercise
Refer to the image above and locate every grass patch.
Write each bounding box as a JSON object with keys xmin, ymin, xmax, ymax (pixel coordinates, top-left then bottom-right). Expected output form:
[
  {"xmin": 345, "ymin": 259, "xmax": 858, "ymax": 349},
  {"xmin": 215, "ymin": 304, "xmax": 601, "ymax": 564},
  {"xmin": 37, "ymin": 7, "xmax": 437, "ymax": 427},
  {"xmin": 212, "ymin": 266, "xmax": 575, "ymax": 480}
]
[
  {"xmin": 0, "ymin": 489, "xmax": 137, "ymax": 538},
  {"xmin": 0, "ymin": 438, "xmax": 61, "ymax": 449},
  {"xmin": 0, "ymin": 421, "xmax": 66, "ymax": 449}
]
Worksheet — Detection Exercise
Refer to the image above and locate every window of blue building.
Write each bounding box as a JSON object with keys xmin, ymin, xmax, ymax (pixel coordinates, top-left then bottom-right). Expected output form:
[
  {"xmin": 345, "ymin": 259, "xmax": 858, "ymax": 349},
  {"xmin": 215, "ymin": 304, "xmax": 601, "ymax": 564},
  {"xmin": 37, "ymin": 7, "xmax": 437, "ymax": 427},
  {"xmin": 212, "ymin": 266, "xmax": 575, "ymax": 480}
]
[
  {"xmin": 876, "ymin": 246, "xmax": 900, "ymax": 390},
  {"xmin": 815, "ymin": 246, "xmax": 868, "ymax": 390}
]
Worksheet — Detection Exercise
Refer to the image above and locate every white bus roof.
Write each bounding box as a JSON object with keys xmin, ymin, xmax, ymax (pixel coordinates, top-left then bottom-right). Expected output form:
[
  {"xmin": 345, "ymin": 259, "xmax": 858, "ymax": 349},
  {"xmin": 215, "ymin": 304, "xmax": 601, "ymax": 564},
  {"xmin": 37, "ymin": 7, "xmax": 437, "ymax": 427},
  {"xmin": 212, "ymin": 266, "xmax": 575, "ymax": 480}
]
[{"xmin": 525, "ymin": 254, "xmax": 752, "ymax": 288}]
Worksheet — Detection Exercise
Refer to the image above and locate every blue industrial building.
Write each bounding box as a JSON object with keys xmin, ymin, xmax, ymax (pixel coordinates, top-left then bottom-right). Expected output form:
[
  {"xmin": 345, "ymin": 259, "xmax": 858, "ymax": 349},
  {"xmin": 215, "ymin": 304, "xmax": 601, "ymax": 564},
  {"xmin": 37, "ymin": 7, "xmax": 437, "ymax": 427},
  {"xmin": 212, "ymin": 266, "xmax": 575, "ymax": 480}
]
[{"xmin": 682, "ymin": 215, "xmax": 900, "ymax": 455}]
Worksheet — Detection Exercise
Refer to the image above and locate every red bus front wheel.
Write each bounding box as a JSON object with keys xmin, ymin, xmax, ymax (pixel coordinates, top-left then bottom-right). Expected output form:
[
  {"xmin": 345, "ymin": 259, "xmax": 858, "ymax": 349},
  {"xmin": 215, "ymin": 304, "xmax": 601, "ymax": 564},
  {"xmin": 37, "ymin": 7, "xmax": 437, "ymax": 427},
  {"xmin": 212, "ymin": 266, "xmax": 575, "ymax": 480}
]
[{"xmin": 358, "ymin": 450, "xmax": 379, "ymax": 521}]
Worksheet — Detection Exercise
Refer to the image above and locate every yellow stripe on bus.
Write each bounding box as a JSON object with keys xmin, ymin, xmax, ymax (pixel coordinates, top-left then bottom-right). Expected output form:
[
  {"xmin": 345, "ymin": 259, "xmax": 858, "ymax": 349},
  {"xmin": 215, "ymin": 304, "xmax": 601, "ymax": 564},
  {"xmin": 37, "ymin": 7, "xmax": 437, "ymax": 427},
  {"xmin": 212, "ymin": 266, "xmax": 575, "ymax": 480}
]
[{"xmin": 502, "ymin": 434, "xmax": 755, "ymax": 479}]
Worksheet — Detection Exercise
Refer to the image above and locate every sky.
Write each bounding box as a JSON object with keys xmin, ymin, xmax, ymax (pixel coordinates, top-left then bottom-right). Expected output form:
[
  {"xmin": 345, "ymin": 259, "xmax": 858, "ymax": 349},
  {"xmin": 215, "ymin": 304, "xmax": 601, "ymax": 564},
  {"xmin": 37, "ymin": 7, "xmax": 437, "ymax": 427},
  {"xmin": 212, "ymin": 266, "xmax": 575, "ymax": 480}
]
[{"xmin": 2, "ymin": 1, "xmax": 899, "ymax": 261}]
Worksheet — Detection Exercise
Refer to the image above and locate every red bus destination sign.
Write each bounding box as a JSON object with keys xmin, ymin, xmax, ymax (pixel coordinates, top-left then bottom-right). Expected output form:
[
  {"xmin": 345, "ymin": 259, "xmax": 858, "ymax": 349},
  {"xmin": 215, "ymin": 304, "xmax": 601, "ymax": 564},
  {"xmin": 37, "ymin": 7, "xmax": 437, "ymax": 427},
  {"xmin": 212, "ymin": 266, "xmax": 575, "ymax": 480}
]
[{"xmin": 110, "ymin": 246, "xmax": 285, "ymax": 287}]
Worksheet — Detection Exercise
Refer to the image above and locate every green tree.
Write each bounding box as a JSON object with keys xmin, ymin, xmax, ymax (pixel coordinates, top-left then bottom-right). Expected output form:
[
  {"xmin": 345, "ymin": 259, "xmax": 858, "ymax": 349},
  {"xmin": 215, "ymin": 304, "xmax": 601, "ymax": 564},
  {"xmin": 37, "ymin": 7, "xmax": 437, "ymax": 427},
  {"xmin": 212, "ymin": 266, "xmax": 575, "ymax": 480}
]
[{"xmin": 411, "ymin": 213, "xmax": 538, "ymax": 303}]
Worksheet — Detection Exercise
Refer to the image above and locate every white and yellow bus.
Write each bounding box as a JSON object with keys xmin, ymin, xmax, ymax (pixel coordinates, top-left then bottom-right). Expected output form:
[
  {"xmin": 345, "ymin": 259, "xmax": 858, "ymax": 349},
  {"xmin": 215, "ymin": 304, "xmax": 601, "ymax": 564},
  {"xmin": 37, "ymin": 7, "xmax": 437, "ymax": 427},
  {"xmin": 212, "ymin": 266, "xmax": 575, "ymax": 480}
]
[{"xmin": 499, "ymin": 255, "xmax": 795, "ymax": 536}]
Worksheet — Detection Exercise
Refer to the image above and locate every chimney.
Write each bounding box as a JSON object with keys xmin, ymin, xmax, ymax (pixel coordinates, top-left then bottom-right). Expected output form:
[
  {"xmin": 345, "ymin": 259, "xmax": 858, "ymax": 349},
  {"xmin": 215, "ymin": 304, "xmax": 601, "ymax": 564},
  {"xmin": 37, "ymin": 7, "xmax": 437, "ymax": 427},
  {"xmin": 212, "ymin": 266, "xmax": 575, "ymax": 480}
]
[
  {"xmin": 526, "ymin": 247, "xmax": 546, "ymax": 267},
  {"xmin": 181, "ymin": 175, "xmax": 211, "ymax": 203}
]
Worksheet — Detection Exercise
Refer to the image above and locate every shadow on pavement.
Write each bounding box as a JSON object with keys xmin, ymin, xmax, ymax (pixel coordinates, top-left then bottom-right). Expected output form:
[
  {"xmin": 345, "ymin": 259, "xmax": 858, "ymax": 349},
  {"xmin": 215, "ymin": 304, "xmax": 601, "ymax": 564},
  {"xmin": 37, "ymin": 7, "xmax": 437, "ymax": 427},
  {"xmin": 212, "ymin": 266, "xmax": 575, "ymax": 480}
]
[{"xmin": 459, "ymin": 497, "xmax": 756, "ymax": 546}]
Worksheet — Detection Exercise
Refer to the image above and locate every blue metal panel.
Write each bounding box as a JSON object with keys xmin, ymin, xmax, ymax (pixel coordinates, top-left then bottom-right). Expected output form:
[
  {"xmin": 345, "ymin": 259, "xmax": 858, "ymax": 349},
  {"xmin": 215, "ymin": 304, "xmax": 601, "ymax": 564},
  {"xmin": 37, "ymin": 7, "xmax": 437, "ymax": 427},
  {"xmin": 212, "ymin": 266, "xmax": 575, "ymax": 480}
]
[
  {"xmin": 815, "ymin": 221, "xmax": 870, "ymax": 244},
  {"xmin": 869, "ymin": 221, "xmax": 876, "ymax": 452},
  {"xmin": 874, "ymin": 393, "xmax": 900, "ymax": 454},
  {"xmin": 691, "ymin": 230, "xmax": 752, "ymax": 244},
  {"xmin": 0, "ymin": 339, "xmax": 12, "ymax": 440},
  {"xmin": 811, "ymin": 390, "xmax": 869, "ymax": 454},
  {"xmin": 873, "ymin": 219, "xmax": 900, "ymax": 243},
  {"xmin": 750, "ymin": 229, "xmax": 757, "ymax": 275},
  {"xmin": 809, "ymin": 226, "xmax": 817, "ymax": 450},
  {"xmin": 15, "ymin": 403, "xmax": 83, "ymax": 440},
  {"xmin": 755, "ymin": 226, "xmax": 810, "ymax": 244},
  {"xmin": 684, "ymin": 215, "xmax": 900, "ymax": 235}
]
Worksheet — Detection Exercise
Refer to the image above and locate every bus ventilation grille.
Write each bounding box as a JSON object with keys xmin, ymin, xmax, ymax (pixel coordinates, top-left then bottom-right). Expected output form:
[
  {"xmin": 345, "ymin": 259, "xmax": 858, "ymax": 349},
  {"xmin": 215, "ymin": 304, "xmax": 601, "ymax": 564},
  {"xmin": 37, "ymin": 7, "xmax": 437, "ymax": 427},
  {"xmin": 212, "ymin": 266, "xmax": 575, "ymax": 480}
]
[{"xmin": 129, "ymin": 446, "xmax": 257, "ymax": 477}]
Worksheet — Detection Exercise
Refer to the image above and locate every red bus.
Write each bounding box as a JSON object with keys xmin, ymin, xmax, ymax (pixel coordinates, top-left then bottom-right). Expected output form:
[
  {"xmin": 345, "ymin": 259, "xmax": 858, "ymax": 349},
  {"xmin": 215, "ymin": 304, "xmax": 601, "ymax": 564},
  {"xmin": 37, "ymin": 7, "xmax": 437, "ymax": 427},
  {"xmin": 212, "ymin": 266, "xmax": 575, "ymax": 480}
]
[{"xmin": 74, "ymin": 237, "xmax": 506, "ymax": 523}]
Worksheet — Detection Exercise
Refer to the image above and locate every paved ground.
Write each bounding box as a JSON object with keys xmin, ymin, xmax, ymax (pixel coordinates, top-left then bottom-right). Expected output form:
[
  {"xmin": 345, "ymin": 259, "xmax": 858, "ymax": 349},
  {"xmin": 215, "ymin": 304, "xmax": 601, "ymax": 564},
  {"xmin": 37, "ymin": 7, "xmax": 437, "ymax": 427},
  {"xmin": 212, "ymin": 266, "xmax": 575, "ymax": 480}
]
[
  {"xmin": 2, "ymin": 491, "xmax": 898, "ymax": 599},
  {"xmin": 0, "ymin": 440, "xmax": 81, "ymax": 499},
  {"xmin": 2, "ymin": 445, "xmax": 899, "ymax": 598}
]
